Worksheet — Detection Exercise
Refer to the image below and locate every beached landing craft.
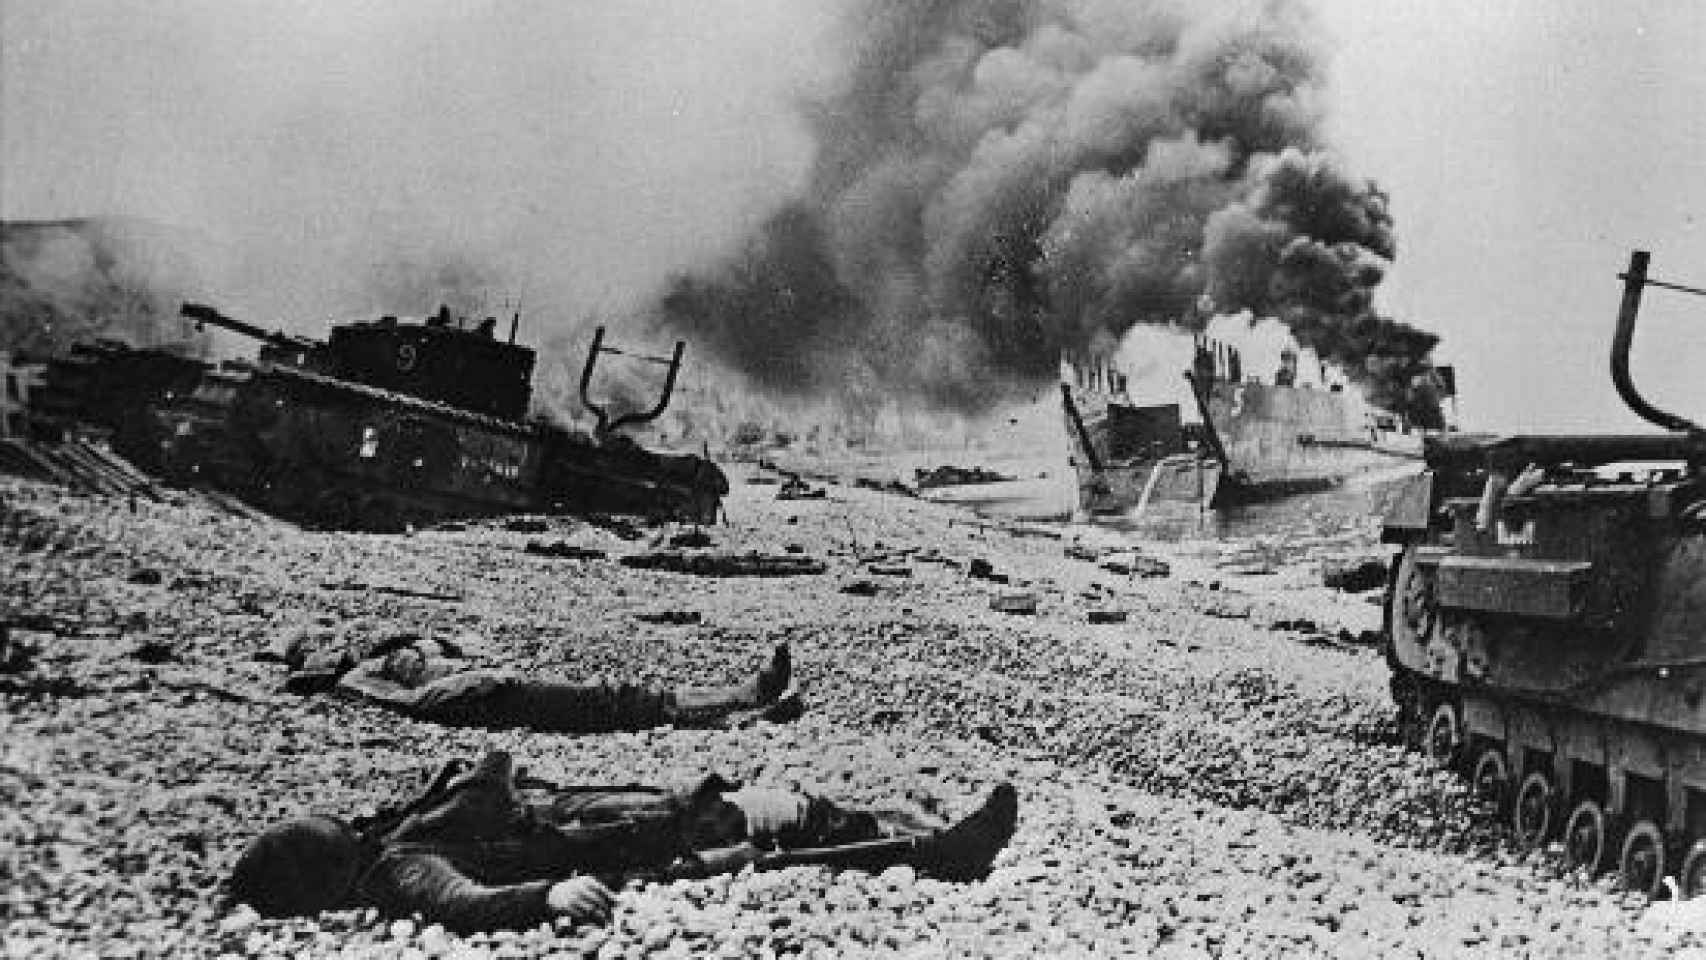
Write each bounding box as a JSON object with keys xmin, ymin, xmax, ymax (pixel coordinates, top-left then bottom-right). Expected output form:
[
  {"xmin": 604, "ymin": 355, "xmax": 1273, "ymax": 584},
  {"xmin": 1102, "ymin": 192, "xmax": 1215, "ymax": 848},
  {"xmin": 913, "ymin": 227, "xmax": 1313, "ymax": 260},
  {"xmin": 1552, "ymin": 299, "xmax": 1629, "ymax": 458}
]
[
  {"xmin": 24, "ymin": 304, "xmax": 727, "ymax": 530},
  {"xmin": 1061, "ymin": 313, "xmax": 1442, "ymax": 516},
  {"xmin": 1382, "ymin": 251, "xmax": 1706, "ymax": 896}
]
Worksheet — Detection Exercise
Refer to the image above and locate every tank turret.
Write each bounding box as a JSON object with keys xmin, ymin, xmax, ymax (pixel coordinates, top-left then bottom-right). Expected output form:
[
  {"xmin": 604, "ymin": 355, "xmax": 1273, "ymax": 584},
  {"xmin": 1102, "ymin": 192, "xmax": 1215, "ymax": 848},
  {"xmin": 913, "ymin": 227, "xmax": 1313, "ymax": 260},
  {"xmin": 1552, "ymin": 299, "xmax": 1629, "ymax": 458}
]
[{"xmin": 182, "ymin": 303, "xmax": 535, "ymax": 420}]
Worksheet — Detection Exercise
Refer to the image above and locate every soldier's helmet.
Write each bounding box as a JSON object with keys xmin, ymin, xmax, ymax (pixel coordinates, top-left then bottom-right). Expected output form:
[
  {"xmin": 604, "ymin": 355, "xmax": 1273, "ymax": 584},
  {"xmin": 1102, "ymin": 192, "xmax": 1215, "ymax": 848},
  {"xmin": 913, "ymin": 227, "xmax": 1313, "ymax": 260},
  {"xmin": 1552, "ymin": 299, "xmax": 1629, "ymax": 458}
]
[{"xmin": 228, "ymin": 815, "xmax": 363, "ymax": 917}]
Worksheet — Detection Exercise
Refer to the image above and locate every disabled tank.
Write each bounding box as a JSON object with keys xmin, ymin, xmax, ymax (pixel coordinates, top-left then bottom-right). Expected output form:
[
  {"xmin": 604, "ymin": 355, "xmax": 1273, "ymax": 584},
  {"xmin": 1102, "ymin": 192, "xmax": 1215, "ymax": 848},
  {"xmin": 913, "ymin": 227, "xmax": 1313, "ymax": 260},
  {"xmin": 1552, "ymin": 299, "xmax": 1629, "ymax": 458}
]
[
  {"xmin": 28, "ymin": 303, "xmax": 727, "ymax": 530},
  {"xmin": 1380, "ymin": 250, "xmax": 1706, "ymax": 896}
]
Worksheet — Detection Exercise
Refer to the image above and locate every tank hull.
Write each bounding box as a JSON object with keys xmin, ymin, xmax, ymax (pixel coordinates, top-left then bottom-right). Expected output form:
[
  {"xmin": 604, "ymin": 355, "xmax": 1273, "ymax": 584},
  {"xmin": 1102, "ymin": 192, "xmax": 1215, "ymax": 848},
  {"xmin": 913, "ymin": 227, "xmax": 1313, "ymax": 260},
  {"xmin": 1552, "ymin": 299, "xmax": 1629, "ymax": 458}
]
[
  {"xmin": 1382, "ymin": 447, "xmax": 1706, "ymax": 894},
  {"xmin": 27, "ymin": 343, "xmax": 726, "ymax": 530}
]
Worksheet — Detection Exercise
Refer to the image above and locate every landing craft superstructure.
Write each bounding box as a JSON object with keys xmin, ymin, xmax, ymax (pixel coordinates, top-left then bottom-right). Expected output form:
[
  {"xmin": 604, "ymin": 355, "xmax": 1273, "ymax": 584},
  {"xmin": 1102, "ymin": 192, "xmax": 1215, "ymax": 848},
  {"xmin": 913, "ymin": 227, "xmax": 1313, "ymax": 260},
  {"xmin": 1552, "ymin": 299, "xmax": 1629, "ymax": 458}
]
[
  {"xmin": 1381, "ymin": 251, "xmax": 1706, "ymax": 896},
  {"xmin": 1061, "ymin": 313, "xmax": 1438, "ymax": 514},
  {"xmin": 26, "ymin": 304, "xmax": 727, "ymax": 530}
]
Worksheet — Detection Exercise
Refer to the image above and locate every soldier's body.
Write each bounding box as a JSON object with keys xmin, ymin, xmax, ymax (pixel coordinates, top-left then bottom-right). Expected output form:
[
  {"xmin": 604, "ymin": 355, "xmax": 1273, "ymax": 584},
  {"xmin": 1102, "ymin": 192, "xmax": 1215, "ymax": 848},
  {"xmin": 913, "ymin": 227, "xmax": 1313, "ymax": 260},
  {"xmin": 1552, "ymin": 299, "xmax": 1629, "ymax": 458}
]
[
  {"xmin": 229, "ymin": 751, "xmax": 1019, "ymax": 933},
  {"xmin": 290, "ymin": 642, "xmax": 799, "ymax": 732}
]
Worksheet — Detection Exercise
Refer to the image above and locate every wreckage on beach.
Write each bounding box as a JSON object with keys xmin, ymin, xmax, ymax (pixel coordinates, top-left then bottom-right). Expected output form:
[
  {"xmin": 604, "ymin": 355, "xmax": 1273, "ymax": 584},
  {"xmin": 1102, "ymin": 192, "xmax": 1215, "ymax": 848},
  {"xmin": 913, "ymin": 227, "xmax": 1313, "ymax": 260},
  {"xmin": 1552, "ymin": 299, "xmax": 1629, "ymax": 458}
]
[
  {"xmin": 7, "ymin": 303, "xmax": 727, "ymax": 530},
  {"xmin": 1062, "ymin": 312, "xmax": 1452, "ymax": 516}
]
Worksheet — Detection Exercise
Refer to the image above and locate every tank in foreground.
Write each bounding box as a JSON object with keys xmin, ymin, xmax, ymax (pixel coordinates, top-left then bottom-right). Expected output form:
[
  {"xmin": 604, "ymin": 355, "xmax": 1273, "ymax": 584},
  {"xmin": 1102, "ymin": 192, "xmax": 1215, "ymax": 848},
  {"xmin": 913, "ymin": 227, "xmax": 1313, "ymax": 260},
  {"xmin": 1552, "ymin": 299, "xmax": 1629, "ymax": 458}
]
[{"xmin": 1381, "ymin": 251, "xmax": 1706, "ymax": 896}]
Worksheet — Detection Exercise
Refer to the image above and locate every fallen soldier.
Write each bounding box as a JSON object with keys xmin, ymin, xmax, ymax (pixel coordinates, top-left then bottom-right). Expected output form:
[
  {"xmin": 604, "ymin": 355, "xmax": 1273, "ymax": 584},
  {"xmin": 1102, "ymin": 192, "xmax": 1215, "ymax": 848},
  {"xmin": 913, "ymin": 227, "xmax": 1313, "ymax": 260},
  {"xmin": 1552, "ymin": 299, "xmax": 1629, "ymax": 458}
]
[
  {"xmin": 229, "ymin": 750, "xmax": 1019, "ymax": 933},
  {"xmin": 288, "ymin": 640, "xmax": 799, "ymax": 732}
]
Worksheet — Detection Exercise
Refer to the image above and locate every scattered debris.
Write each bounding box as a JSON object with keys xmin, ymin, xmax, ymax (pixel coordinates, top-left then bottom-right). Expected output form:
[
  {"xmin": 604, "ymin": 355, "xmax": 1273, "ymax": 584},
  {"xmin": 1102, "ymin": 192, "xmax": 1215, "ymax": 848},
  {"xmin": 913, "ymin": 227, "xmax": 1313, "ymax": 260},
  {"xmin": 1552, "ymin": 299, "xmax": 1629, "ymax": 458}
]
[
  {"xmin": 127, "ymin": 567, "xmax": 164, "ymax": 585},
  {"xmin": 840, "ymin": 579, "xmax": 881, "ymax": 597},
  {"xmin": 1322, "ymin": 556, "xmax": 1390, "ymax": 593},
  {"xmin": 948, "ymin": 517, "xmax": 1061, "ymax": 540},
  {"xmin": 634, "ymin": 610, "xmax": 703, "ymax": 626},
  {"xmin": 1097, "ymin": 552, "xmax": 1170, "ymax": 578},
  {"xmin": 1086, "ymin": 610, "xmax": 1128, "ymax": 625},
  {"xmin": 1217, "ymin": 561, "xmax": 1277, "ymax": 576},
  {"xmin": 586, "ymin": 514, "xmax": 646, "ymax": 540},
  {"xmin": 854, "ymin": 477, "xmax": 916, "ymax": 498},
  {"xmin": 668, "ymin": 529, "xmax": 713, "ymax": 549},
  {"xmin": 776, "ymin": 475, "xmax": 827, "ymax": 500},
  {"xmin": 990, "ymin": 589, "xmax": 1038, "ymax": 615},
  {"xmin": 618, "ymin": 551, "xmax": 828, "ymax": 577},
  {"xmin": 524, "ymin": 540, "xmax": 607, "ymax": 561},
  {"xmin": 967, "ymin": 558, "xmax": 1009, "ymax": 584},
  {"xmin": 866, "ymin": 563, "xmax": 912, "ymax": 577},
  {"xmin": 1065, "ymin": 541, "xmax": 1102, "ymax": 563},
  {"xmin": 1, "ymin": 625, "xmax": 43, "ymax": 673},
  {"xmin": 1002, "ymin": 523, "xmax": 1062, "ymax": 541},
  {"xmin": 912, "ymin": 465, "xmax": 1013, "ymax": 489},
  {"xmin": 318, "ymin": 580, "xmax": 463, "ymax": 602},
  {"xmin": 1199, "ymin": 596, "xmax": 1254, "ymax": 620},
  {"xmin": 0, "ymin": 438, "xmax": 162, "ymax": 499}
]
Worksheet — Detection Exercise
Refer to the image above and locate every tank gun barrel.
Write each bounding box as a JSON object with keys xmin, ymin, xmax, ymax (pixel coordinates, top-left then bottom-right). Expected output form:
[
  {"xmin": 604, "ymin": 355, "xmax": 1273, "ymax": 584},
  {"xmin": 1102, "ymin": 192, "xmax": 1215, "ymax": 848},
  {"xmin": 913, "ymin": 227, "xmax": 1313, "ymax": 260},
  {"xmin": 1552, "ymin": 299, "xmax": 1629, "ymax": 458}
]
[{"xmin": 180, "ymin": 302, "xmax": 318, "ymax": 351}]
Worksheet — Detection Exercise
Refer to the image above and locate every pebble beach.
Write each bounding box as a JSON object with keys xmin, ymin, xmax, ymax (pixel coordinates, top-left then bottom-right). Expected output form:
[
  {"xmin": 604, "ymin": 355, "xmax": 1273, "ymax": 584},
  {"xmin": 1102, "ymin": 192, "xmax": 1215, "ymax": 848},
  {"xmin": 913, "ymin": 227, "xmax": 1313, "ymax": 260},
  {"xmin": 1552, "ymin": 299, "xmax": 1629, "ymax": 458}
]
[{"xmin": 5, "ymin": 464, "xmax": 1705, "ymax": 958}]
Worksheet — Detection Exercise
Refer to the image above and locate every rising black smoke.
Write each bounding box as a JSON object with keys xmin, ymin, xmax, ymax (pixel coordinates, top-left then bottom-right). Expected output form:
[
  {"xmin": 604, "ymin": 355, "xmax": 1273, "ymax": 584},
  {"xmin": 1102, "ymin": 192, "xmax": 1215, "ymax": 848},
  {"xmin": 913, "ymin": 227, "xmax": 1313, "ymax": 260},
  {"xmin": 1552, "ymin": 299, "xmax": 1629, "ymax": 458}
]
[{"xmin": 658, "ymin": 0, "xmax": 1443, "ymax": 425}]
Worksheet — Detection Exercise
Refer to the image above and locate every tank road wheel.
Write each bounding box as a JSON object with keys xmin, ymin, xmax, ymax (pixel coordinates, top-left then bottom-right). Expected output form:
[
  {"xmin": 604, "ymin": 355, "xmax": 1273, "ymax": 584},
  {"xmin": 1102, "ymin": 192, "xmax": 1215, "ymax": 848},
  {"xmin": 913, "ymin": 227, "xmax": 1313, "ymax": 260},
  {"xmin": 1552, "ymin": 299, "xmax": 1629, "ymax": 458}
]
[
  {"xmin": 1563, "ymin": 800, "xmax": 1612, "ymax": 875},
  {"xmin": 1424, "ymin": 702, "xmax": 1463, "ymax": 769},
  {"xmin": 1511, "ymin": 772, "xmax": 1556, "ymax": 850},
  {"xmin": 1470, "ymin": 749, "xmax": 1511, "ymax": 810},
  {"xmin": 1390, "ymin": 546, "xmax": 1438, "ymax": 650},
  {"xmin": 1678, "ymin": 840, "xmax": 1706, "ymax": 899},
  {"xmin": 1619, "ymin": 821, "xmax": 1668, "ymax": 897}
]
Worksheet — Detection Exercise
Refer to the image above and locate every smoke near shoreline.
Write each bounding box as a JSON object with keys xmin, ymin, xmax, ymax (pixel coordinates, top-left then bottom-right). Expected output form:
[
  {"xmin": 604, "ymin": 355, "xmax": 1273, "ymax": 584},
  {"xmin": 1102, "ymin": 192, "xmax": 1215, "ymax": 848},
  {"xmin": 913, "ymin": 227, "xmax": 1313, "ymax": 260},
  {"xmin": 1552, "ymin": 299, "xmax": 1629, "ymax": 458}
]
[
  {"xmin": 659, "ymin": 0, "xmax": 1442, "ymax": 425},
  {"xmin": 0, "ymin": 218, "xmax": 214, "ymax": 357},
  {"xmin": 3, "ymin": 1, "xmax": 832, "ymax": 345},
  {"xmin": 5, "ymin": 0, "xmax": 1443, "ymax": 434}
]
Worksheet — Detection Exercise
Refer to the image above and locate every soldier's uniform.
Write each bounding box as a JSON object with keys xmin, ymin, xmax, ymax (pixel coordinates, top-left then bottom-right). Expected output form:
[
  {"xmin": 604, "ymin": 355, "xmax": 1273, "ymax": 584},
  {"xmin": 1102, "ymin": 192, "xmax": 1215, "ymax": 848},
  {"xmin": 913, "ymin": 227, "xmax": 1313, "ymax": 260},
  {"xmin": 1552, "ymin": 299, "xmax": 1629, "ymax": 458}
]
[
  {"xmin": 294, "ymin": 643, "xmax": 798, "ymax": 732},
  {"xmin": 229, "ymin": 751, "xmax": 1019, "ymax": 933}
]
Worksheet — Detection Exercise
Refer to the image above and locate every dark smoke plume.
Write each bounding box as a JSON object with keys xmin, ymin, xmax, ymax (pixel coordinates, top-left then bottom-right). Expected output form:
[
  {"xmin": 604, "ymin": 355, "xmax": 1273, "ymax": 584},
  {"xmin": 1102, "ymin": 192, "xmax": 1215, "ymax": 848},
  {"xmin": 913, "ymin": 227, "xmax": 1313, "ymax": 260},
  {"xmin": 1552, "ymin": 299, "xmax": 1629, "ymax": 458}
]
[
  {"xmin": 1, "ymin": 218, "xmax": 211, "ymax": 357},
  {"xmin": 658, "ymin": 0, "xmax": 1442, "ymax": 423},
  {"xmin": 1202, "ymin": 148, "xmax": 1442, "ymax": 424}
]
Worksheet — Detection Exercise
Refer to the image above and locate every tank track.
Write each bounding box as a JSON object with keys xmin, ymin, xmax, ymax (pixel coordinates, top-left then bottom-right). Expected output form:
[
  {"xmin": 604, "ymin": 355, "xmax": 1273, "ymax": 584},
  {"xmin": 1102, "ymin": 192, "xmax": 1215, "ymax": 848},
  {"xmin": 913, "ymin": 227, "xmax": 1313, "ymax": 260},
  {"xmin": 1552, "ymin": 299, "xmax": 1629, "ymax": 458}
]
[
  {"xmin": 1386, "ymin": 543, "xmax": 1706, "ymax": 898},
  {"xmin": 239, "ymin": 362, "xmax": 724, "ymax": 528}
]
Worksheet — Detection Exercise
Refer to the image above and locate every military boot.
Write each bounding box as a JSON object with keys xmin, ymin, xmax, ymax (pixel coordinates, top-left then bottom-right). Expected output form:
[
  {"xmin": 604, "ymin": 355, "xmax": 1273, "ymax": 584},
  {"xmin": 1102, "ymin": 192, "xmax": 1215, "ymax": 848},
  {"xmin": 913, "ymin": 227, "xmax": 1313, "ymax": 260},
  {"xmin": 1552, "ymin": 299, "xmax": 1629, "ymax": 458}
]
[
  {"xmin": 907, "ymin": 783, "xmax": 1019, "ymax": 881},
  {"xmin": 664, "ymin": 644, "xmax": 798, "ymax": 727}
]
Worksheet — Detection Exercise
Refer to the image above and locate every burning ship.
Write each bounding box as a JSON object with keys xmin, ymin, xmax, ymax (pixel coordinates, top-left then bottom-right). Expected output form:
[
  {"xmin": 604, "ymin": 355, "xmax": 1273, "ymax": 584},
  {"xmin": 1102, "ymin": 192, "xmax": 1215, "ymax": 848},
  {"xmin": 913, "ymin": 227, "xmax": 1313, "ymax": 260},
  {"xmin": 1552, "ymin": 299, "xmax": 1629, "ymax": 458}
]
[{"xmin": 1061, "ymin": 312, "xmax": 1449, "ymax": 515}]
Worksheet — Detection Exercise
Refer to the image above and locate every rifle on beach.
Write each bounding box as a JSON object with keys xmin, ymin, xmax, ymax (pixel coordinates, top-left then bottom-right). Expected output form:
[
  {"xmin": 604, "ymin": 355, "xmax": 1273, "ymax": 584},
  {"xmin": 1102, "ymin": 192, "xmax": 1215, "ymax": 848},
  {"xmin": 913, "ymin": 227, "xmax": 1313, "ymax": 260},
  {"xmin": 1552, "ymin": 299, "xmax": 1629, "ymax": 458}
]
[{"xmin": 660, "ymin": 834, "xmax": 929, "ymax": 882}]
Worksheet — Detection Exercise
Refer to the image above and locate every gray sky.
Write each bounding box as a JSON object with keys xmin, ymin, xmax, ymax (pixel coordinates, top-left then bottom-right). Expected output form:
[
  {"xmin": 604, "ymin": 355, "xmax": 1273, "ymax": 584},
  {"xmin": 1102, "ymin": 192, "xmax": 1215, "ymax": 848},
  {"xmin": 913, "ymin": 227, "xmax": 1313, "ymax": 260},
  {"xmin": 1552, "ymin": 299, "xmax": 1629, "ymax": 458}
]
[
  {"xmin": 5, "ymin": 1, "xmax": 1705, "ymax": 432},
  {"xmin": 1, "ymin": 0, "xmax": 833, "ymax": 326},
  {"xmin": 1315, "ymin": 0, "xmax": 1706, "ymax": 431}
]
